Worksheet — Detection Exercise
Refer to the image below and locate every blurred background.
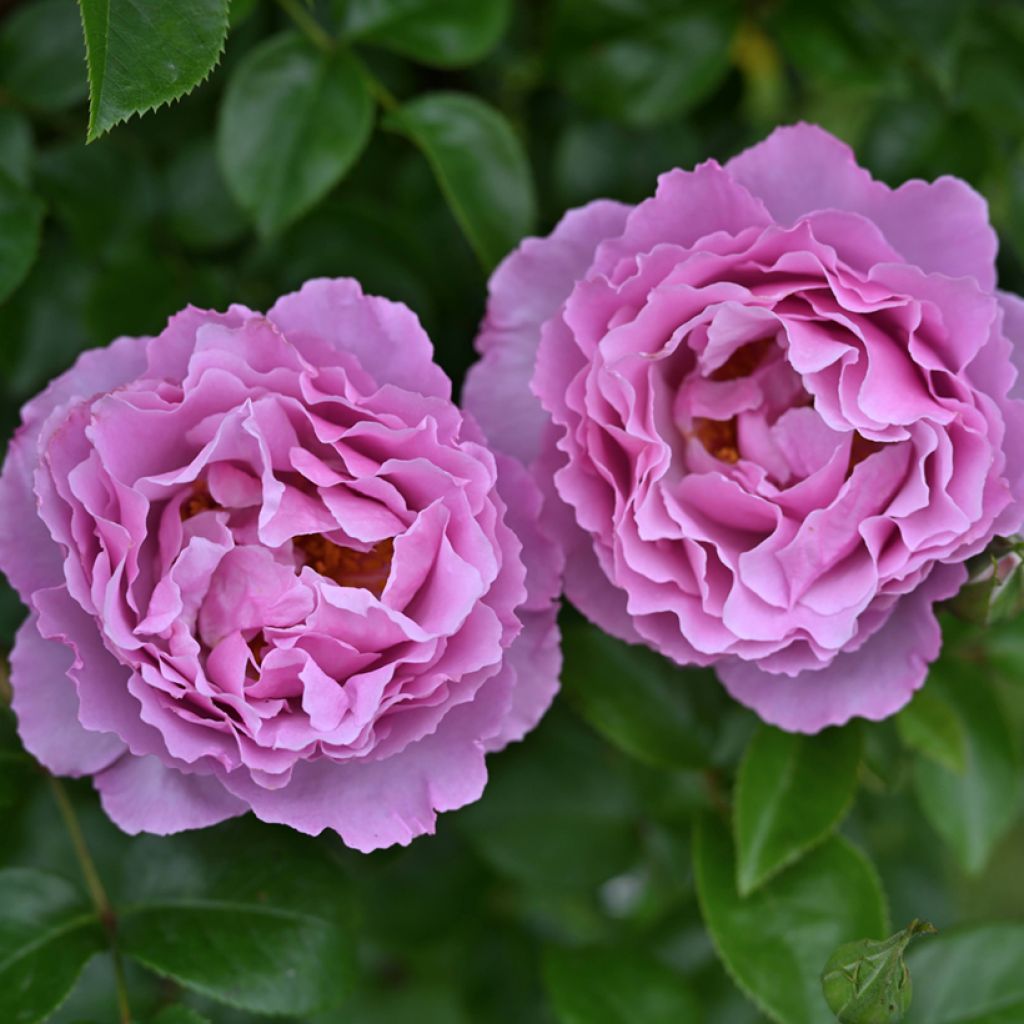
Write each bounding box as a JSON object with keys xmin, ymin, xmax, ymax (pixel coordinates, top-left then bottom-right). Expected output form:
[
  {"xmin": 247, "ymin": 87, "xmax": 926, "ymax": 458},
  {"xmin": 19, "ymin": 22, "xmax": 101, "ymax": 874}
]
[{"xmin": 1, "ymin": 1, "xmax": 1023, "ymax": 1022}]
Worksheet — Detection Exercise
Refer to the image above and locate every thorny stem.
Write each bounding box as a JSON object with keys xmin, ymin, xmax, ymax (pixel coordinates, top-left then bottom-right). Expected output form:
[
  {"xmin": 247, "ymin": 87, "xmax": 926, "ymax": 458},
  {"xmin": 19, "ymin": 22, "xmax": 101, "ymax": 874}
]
[
  {"xmin": 49, "ymin": 777, "xmax": 132, "ymax": 1024},
  {"xmin": 276, "ymin": 0, "xmax": 335, "ymax": 52}
]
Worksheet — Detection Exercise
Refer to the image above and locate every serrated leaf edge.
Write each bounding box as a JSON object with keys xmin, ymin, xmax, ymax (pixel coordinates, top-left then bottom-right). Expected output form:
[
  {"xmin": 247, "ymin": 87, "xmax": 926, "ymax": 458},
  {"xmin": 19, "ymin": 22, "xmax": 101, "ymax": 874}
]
[{"xmin": 80, "ymin": 0, "xmax": 231, "ymax": 143}]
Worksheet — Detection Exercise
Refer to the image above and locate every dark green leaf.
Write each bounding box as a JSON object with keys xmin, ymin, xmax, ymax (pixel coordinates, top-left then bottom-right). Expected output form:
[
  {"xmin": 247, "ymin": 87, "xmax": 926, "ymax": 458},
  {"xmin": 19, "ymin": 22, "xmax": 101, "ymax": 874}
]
[
  {"xmin": 0, "ymin": 235, "xmax": 94, "ymax": 399},
  {"xmin": 822, "ymin": 919, "xmax": 936, "ymax": 1024},
  {"xmin": 0, "ymin": 111, "xmax": 33, "ymax": 188},
  {"xmin": 734, "ymin": 723, "xmax": 862, "ymax": 895},
  {"xmin": 117, "ymin": 822, "xmax": 357, "ymax": 1016},
  {"xmin": 555, "ymin": 0, "xmax": 739, "ymax": 127},
  {"xmin": 904, "ymin": 923, "xmax": 1024, "ymax": 1023},
  {"xmin": 343, "ymin": 0, "xmax": 511, "ymax": 67},
  {"xmin": 0, "ymin": 0, "xmax": 89, "ymax": 113},
  {"xmin": 458, "ymin": 709, "xmax": 640, "ymax": 889},
  {"xmin": 0, "ymin": 707, "xmax": 35, "ymax": 812},
  {"xmin": 164, "ymin": 138, "xmax": 247, "ymax": 250},
  {"xmin": 0, "ymin": 868, "xmax": 105, "ymax": 1024},
  {"xmin": 36, "ymin": 138, "xmax": 158, "ymax": 258},
  {"xmin": 913, "ymin": 666, "xmax": 1020, "ymax": 875},
  {"xmin": 329, "ymin": 985, "xmax": 469, "ymax": 1024},
  {"xmin": 385, "ymin": 91, "xmax": 536, "ymax": 270},
  {"xmin": 78, "ymin": 0, "xmax": 229, "ymax": 141},
  {"xmin": 0, "ymin": 171, "xmax": 45, "ymax": 305},
  {"xmin": 896, "ymin": 688, "xmax": 967, "ymax": 775},
  {"xmin": 694, "ymin": 815, "xmax": 888, "ymax": 1024},
  {"xmin": 561, "ymin": 622, "xmax": 712, "ymax": 770},
  {"xmin": 544, "ymin": 944, "xmax": 700, "ymax": 1023},
  {"xmin": 217, "ymin": 32, "xmax": 374, "ymax": 237},
  {"xmin": 46, "ymin": 952, "xmax": 163, "ymax": 1024},
  {"xmin": 150, "ymin": 1007, "xmax": 212, "ymax": 1024}
]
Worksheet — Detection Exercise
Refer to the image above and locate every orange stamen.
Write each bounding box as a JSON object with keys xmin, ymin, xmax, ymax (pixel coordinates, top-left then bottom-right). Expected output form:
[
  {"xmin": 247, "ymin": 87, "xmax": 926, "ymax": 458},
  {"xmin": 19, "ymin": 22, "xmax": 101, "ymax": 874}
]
[{"xmin": 294, "ymin": 535, "xmax": 395, "ymax": 597}]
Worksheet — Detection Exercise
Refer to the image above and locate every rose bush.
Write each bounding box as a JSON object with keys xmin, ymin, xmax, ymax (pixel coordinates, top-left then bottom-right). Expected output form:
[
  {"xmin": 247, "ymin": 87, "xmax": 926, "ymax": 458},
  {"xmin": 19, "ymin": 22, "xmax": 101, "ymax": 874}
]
[
  {"xmin": 0, "ymin": 277, "xmax": 560, "ymax": 850},
  {"xmin": 465, "ymin": 123, "xmax": 1024, "ymax": 732}
]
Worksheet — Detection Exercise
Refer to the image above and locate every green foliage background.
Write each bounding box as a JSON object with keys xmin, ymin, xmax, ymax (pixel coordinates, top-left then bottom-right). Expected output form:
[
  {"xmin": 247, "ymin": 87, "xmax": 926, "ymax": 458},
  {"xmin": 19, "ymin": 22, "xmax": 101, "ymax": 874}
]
[{"xmin": 1, "ymin": 1, "xmax": 1023, "ymax": 1022}]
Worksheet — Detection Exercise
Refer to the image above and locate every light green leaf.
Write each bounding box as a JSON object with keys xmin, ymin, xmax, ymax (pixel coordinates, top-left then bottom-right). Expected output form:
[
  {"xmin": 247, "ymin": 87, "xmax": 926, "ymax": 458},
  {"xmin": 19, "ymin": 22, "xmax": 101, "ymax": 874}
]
[
  {"xmin": 0, "ymin": 0, "xmax": 89, "ymax": 113},
  {"xmin": 734, "ymin": 723, "xmax": 862, "ymax": 895},
  {"xmin": 0, "ymin": 111, "xmax": 33, "ymax": 188},
  {"xmin": 343, "ymin": 0, "xmax": 511, "ymax": 67},
  {"xmin": 117, "ymin": 822, "xmax": 357, "ymax": 1016},
  {"xmin": 385, "ymin": 92, "xmax": 536, "ymax": 270},
  {"xmin": 0, "ymin": 868, "xmax": 105, "ymax": 1024},
  {"xmin": 217, "ymin": 32, "xmax": 374, "ymax": 237},
  {"xmin": 913, "ymin": 666, "xmax": 1020, "ymax": 875},
  {"xmin": 822, "ymin": 919, "xmax": 937, "ymax": 1024},
  {"xmin": 78, "ymin": 0, "xmax": 230, "ymax": 141},
  {"xmin": 694, "ymin": 815, "xmax": 888, "ymax": 1024},
  {"xmin": 904, "ymin": 923, "xmax": 1024, "ymax": 1023},
  {"xmin": 0, "ymin": 170, "xmax": 45, "ymax": 306},
  {"xmin": 561, "ymin": 622, "xmax": 712, "ymax": 770},
  {"xmin": 544, "ymin": 944, "xmax": 700, "ymax": 1023},
  {"xmin": 555, "ymin": 0, "xmax": 739, "ymax": 127},
  {"xmin": 896, "ymin": 687, "xmax": 967, "ymax": 774}
]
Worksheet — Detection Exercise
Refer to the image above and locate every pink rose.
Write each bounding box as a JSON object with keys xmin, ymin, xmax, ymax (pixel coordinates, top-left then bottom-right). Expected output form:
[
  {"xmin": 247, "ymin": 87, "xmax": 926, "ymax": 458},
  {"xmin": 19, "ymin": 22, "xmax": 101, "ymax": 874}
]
[
  {"xmin": 465, "ymin": 124, "xmax": 1024, "ymax": 732},
  {"xmin": 0, "ymin": 278, "xmax": 561, "ymax": 850}
]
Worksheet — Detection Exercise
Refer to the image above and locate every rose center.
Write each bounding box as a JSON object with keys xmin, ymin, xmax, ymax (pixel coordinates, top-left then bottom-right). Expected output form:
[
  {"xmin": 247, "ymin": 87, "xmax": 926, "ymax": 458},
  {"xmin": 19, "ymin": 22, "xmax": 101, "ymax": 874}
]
[
  {"xmin": 180, "ymin": 481, "xmax": 219, "ymax": 520},
  {"xmin": 693, "ymin": 417, "xmax": 740, "ymax": 463},
  {"xmin": 294, "ymin": 534, "xmax": 395, "ymax": 597}
]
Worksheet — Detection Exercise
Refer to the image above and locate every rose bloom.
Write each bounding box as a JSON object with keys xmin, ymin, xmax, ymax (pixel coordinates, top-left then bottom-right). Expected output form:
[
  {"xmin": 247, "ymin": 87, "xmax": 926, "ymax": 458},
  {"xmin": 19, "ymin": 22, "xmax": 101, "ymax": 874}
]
[
  {"xmin": 0, "ymin": 278, "xmax": 561, "ymax": 850},
  {"xmin": 465, "ymin": 124, "xmax": 1024, "ymax": 732}
]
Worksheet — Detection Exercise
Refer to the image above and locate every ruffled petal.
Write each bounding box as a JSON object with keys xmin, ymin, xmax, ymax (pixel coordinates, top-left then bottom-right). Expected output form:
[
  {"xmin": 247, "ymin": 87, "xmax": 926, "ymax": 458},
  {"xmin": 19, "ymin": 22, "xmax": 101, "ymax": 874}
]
[
  {"xmin": 221, "ymin": 673, "xmax": 513, "ymax": 852},
  {"xmin": 267, "ymin": 277, "xmax": 452, "ymax": 400},
  {"xmin": 717, "ymin": 561, "xmax": 966, "ymax": 732},
  {"xmin": 10, "ymin": 616, "xmax": 126, "ymax": 776},
  {"xmin": 94, "ymin": 755, "xmax": 247, "ymax": 835},
  {"xmin": 727, "ymin": 123, "xmax": 997, "ymax": 288},
  {"xmin": 463, "ymin": 200, "xmax": 631, "ymax": 465}
]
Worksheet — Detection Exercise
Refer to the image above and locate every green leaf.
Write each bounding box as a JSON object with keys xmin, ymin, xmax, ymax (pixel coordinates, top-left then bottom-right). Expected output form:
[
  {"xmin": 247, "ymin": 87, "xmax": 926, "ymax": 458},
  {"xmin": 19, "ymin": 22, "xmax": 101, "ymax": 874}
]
[
  {"xmin": 904, "ymin": 923, "xmax": 1024, "ymax": 1023},
  {"xmin": 117, "ymin": 821, "xmax": 357, "ymax": 1016},
  {"xmin": 78, "ymin": 0, "xmax": 229, "ymax": 141},
  {"xmin": 896, "ymin": 687, "xmax": 967, "ymax": 774},
  {"xmin": 0, "ymin": 0, "xmax": 89, "ymax": 113},
  {"xmin": 385, "ymin": 92, "xmax": 536, "ymax": 270},
  {"xmin": 458, "ymin": 709, "xmax": 640, "ymax": 889},
  {"xmin": 150, "ymin": 1007, "xmax": 212, "ymax": 1024},
  {"xmin": 0, "ymin": 111, "xmax": 33, "ymax": 188},
  {"xmin": 822, "ymin": 920, "xmax": 937, "ymax": 1024},
  {"xmin": 544, "ymin": 944, "xmax": 700, "ymax": 1023},
  {"xmin": 912, "ymin": 666, "xmax": 1020, "ymax": 875},
  {"xmin": 36, "ymin": 138, "xmax": 157, "ymax": 259},
  {"xmin": 0, "ymin": 707, "xmax": 36, "ymax": 812},
  {"xmin": 0, "ymin": 171, "xmax": 45, "ymax": 306},
  {"xmin": 560, "ymin": 622, "xmax": 712, "ymax": 770},
  {"xmin": 217, "ymin": 32, "xmax": 374, "ymax": 238},
  {"xmin": 733, "ymin": 723, "xmax": 863, "ymax": 895},
  {"xmin": 555, "ymin": 0, "xmax": 739, "ymax": 127},
  {"xmin": 164, "ymin": 138, "xmax": 247, "ymax": 250},
  {"xmin": 0, "ymin": 868, "xmax": 105, "ymax": 1024},
  {"xmin": 343, "ymin": 0, "xmax": 511, "ymax": 67},
  {"xmin": 694, "ymin": 815, "xmax": 888, "ymax": 1024}
]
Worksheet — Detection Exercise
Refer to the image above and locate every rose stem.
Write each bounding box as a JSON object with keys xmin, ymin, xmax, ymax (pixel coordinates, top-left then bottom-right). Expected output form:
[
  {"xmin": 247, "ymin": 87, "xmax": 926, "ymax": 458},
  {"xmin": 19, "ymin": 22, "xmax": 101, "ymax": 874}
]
[
  {"xmin": 49, "ymin": 776, "xmax": 133, "ymax": 1024},
  {"xmin": 273, "ymin": 0, "xmax": 400, "ymax": 112},
  {"xmin": 275, "ymin": 0, "xmax": 335, "ymax": 53}
]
